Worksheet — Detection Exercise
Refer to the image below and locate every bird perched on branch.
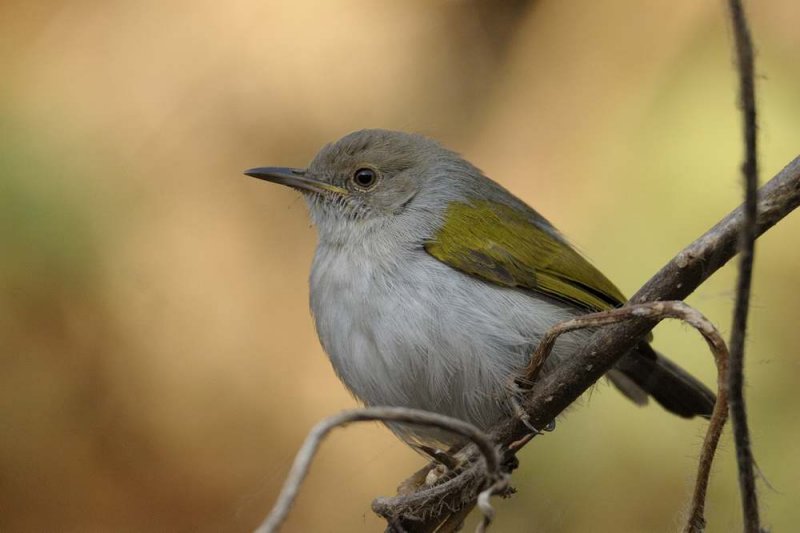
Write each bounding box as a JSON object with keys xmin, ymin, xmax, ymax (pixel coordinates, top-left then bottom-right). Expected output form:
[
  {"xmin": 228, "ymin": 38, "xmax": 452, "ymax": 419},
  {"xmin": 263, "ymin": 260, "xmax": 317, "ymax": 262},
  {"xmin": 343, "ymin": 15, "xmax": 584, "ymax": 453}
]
[{"xmin": 246, "ymin": 129, "xmax": 715, "ymax": 451}]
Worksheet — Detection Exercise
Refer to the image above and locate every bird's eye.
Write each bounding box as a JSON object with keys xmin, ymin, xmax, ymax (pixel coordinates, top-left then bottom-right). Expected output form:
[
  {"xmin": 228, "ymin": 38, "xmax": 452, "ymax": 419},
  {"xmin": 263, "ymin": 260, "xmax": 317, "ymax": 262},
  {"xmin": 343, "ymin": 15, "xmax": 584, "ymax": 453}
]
[{"xmin": 352, "ymin": 168, "xmax": 378, "ymax": 189}]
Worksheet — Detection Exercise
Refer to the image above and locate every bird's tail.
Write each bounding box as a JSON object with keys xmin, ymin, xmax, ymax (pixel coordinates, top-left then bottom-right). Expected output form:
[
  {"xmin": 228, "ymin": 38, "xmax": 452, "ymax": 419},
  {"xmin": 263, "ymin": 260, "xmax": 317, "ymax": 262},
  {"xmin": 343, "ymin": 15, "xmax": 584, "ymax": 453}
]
[{"xmin": 608, "ymin": 343, "xmax": 716, "ymax": 418}]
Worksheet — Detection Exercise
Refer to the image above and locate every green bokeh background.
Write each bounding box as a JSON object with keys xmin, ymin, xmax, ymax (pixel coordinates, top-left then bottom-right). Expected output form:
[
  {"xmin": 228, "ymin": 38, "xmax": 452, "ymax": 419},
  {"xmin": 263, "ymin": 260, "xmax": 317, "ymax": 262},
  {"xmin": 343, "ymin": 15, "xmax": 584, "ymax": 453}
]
[{"xmin": 1, "ymin": 1, "xmax": 798, "ymax": 531}]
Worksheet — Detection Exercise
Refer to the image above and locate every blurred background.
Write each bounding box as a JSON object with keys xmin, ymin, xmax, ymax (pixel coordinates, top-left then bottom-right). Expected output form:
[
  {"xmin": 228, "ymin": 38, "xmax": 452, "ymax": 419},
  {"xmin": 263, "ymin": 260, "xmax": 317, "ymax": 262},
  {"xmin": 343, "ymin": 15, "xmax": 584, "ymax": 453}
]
[{"xmin": 1, "ymin": 1, "xmax": 798, "ymax": 531}]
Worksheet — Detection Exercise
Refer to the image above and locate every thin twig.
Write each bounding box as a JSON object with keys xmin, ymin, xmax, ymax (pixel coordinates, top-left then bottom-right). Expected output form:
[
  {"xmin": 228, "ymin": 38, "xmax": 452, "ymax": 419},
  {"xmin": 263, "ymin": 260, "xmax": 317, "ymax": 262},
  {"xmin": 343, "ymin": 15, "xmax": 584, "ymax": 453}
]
[
  {"xmin": 726, "ymin": 0, "xmax": 762, "ymax": 530},
  {"xmin": 377, "ymin": 156, "xmax": 800, "ymax": 531},
  {"xmin": 680, "ymin": 321, "xmax": 729, "ymax": 533},
  {"xmin": 520, "ymin": 301, "xmax": 729, "ymax": 531},
  {"xmin": 254, "ymin": 407, "xmax": 500, "ymax": 533},
  {"xmin": 521, "ymin": 303, "xmax": 699, "ymax": 383}
]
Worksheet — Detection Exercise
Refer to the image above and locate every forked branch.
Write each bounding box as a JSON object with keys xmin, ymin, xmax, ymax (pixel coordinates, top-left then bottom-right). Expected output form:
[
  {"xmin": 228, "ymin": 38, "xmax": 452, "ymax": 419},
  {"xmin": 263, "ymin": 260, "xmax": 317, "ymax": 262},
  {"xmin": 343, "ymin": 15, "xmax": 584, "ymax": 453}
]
[{"xmin": 521, "ymin": 301, "xmax": 729, "ymax": 533}]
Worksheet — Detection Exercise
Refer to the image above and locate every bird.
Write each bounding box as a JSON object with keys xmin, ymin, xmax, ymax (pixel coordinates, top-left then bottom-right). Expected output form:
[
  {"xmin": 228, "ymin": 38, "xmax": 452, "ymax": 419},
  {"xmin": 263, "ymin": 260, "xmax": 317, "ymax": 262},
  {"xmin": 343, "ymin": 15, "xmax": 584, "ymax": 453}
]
[{"xmin": 245, "ymin": 129, "xmax": 715, "ymax": 451}]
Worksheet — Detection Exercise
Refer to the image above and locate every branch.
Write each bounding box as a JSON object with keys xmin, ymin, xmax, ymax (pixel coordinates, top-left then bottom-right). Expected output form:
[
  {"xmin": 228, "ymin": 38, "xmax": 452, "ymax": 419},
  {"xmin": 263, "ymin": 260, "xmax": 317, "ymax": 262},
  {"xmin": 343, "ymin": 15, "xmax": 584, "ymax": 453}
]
[
  {"xmin": 511, "ymin": 301, "xmax": 730, "ymax": 533},
  {"xmin": 726, "ymin": 0, "xmax": 762, "ymax": 530},
  {"xmin": 377, "ymin": 155, "xmax": 800, "ymax": 531},
  {"xmin": 253, "ymin": 407, "xmax": 501, "ymax": 533}
]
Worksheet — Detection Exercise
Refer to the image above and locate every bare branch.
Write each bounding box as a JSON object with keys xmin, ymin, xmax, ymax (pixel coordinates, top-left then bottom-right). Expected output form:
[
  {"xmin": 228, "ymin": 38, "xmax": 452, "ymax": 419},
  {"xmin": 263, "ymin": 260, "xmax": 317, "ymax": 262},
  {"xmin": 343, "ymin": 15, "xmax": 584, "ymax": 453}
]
[
  {"xmin": 254, "ymin": 407, "xmax": 500, "ymax": 533},
  {"xmin": 726, "ymin": 0, "xmax": 762, "ymax": 530},
  {"xmin": 509, "ymin": 301, "xmax": 729, "ymax": 532}
]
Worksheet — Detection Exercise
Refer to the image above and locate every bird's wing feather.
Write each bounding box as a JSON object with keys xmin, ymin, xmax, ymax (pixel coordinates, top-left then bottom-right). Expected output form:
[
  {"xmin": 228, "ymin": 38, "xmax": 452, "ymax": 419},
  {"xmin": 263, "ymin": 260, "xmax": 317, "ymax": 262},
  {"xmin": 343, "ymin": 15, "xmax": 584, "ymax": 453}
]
[{"xmin": 424, "ymin": 200, "xmax": 627, "ymax": 310}]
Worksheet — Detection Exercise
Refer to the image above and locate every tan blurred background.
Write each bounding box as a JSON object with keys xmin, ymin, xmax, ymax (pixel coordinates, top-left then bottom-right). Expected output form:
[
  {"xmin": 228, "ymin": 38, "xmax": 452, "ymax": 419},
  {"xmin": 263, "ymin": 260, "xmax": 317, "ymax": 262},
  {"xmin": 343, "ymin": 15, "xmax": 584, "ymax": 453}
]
[{"xmin": 1, "ymin": 1, "xmax": 799, "ymax": 531}]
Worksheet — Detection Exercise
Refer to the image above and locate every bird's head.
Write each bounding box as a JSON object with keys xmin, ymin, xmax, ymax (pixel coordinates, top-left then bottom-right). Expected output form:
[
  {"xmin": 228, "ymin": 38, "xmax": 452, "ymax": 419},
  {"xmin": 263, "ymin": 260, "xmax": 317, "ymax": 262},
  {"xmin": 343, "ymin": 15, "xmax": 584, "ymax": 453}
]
[{"xmin": 246, "ymin": 129, "xmax": 478, "ymax": 243}]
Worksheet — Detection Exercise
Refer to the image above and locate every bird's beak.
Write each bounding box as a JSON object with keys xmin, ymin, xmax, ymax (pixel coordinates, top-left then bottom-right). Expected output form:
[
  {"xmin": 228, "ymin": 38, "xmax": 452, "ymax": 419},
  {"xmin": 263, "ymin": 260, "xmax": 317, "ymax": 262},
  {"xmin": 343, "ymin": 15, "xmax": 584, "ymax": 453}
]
[{"xmin": 243, "ymin": 167, "xmax": 348, "ymax": 196}]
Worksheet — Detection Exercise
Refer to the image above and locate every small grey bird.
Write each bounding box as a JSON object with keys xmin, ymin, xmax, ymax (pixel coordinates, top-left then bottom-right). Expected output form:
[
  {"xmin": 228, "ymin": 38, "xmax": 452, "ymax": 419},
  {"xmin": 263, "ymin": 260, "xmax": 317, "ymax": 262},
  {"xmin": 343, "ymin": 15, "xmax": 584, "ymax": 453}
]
[{"xmin": 246, "ymin": 129, "xmax": 714, "ymax": 450}]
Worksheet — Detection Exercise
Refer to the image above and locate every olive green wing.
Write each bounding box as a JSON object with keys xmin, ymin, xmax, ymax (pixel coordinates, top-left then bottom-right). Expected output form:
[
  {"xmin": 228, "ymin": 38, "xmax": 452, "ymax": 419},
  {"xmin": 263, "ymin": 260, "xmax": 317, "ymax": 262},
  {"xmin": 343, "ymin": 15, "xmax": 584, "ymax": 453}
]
[{"xmin": 424, "ymin": 200, "xmax": 627, "ymax": 311}]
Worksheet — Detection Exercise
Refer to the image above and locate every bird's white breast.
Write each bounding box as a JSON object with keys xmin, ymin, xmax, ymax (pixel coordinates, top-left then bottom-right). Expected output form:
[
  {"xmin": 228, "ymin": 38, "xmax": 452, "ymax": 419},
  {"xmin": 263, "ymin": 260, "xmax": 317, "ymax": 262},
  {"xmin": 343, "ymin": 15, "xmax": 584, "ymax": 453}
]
[{"xmin": 309, "ymin": 236, "xmax": 584, "ymax": 446}]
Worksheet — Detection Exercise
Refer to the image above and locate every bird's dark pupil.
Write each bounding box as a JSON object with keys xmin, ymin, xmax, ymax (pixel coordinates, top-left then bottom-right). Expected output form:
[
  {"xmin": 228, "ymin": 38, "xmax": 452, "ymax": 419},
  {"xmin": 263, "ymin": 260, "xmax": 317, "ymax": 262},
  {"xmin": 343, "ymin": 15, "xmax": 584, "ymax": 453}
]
[{"xmin": 355, "ymin": 169, "xmax": 375, "ymax": 187}]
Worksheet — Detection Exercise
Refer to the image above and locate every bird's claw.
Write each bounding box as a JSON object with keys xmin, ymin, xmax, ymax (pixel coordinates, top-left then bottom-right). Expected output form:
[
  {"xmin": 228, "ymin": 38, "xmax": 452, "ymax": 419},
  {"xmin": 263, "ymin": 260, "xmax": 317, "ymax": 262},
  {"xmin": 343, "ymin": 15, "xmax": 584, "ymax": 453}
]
[
  {"xmin": 418, "ymin": 445, "xmax": 459, "ymax": 470},
  {"xmin": 510, "ymin": 396, "xmax": 556, "ymax": 435}
]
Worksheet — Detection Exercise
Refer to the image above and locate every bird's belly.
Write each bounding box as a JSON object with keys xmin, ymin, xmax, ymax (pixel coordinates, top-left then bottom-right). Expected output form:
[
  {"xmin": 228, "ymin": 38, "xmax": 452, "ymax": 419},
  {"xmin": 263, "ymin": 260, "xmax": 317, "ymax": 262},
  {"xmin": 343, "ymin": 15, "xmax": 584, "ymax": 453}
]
[{"xmin": 310, "ymin": 247, "xmax": 581, "ymax": 445}]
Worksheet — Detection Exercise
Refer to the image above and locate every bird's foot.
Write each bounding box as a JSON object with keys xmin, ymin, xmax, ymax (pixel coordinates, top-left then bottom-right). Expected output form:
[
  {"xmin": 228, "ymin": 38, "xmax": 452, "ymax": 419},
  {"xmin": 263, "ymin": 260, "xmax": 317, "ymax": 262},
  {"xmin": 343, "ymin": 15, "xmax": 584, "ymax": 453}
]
[
  {"xmin": 418, "ymin": 445, "xmax": 475, "ymax": 486},
  {"xmin": 424, "ymin": 463, "xmax": 449, "ymax": 486},
  {"xmin": 418, "ymin": 445, "xmax": 459, "ymax": 470}
]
